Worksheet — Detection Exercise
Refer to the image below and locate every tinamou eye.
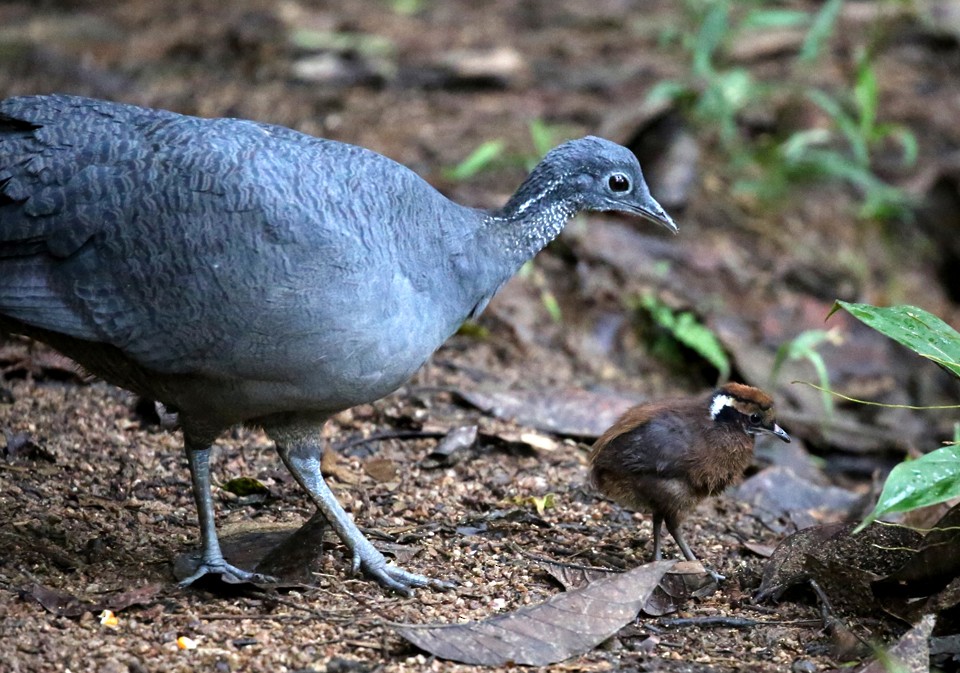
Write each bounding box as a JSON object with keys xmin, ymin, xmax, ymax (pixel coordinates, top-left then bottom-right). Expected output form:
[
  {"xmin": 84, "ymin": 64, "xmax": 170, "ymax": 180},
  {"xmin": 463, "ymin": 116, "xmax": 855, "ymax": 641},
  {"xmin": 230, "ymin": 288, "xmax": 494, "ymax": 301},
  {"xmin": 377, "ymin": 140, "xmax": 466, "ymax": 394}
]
[
  {"xmin": 608, "ymin": 173, "xmax": 630, "ymax": 192},
  {"xmin": 749, "ymin": 412, "xmax": 762, "ymax": 424}
]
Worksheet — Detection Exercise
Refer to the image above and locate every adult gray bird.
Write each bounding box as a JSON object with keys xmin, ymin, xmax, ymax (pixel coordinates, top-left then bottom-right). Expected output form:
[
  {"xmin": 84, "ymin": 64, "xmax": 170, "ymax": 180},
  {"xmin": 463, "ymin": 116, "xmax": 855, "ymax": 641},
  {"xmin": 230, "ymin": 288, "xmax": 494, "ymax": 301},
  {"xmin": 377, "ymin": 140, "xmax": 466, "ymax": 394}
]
[{"xmin": 0, "ymin": 95, "xmax": 676, "ymax": 594}]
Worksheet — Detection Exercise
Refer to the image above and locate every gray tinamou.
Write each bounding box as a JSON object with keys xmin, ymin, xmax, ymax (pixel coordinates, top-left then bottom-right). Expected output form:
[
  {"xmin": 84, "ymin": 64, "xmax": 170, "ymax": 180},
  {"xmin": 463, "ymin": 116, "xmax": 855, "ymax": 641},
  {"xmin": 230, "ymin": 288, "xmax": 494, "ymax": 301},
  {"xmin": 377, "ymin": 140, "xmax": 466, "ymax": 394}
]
[{"xmin": 0, "ymin": 95, "xmax": 676, "ymax": 594}]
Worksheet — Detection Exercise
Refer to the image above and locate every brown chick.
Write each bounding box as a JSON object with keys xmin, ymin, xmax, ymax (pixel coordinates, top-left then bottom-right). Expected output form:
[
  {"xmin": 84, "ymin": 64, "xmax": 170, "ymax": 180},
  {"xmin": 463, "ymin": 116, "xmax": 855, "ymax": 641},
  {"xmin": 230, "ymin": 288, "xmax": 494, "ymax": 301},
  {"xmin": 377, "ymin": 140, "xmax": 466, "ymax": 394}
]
[{"xmin": 589, "ymin": 382, "xmax": 790, "ymax": 565}]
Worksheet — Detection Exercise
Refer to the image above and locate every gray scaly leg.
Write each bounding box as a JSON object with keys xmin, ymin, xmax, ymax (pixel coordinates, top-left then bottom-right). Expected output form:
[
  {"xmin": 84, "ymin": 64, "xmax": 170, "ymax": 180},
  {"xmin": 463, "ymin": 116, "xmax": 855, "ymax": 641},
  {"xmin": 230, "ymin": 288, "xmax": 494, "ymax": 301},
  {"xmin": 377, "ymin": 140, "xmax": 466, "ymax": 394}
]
[
  {"xmin": 178, "ymin": 439, "xmax": 275, "ymax": 586},
  {"xmin": 276, "ymin": 439, "xmax": 451, "ymax": 595}
]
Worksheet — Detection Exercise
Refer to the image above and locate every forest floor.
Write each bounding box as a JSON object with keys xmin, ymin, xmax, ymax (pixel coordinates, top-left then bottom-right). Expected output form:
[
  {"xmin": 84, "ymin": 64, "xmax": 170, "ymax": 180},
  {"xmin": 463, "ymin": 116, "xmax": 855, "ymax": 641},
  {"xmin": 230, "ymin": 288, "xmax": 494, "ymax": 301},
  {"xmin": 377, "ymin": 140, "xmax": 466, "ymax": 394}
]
[{"xmin": 1, "ymin": 1, "xmax": 959, "ymax": 671}]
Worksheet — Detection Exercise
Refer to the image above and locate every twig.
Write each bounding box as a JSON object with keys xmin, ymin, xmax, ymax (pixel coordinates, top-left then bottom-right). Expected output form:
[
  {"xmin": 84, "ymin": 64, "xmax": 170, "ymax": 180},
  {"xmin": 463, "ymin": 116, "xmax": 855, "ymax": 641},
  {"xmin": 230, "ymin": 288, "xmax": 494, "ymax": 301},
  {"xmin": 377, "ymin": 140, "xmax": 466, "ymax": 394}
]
[
  {"xmin": 656, "ymin": 616, "xmax": 821, "ymax": 629},
  {"xmin": 807, "ymin": 578, "xmax": 835, "ymax": 626},
  {"xmin": 507, "ymin": 542, "xmax": 619, "ymax": 574},
  {"xmin": 197, "ymin": 613, "xmax": 308, "ymax": 622},
  {"xmin": 335, "ymin": 429, "xmax": 445, "ymax": 453}
]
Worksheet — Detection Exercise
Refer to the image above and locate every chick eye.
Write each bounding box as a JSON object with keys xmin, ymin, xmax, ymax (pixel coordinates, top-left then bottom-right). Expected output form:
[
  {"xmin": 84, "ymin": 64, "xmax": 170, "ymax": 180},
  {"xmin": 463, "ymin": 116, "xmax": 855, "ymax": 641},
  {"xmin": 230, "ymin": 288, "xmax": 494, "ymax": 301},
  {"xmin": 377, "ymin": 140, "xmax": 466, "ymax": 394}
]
[
  {"xmin": 608, "ymin": 173, "xmax": 631, "ymax": 192},
  {"xmin": 749, "ymin": 413, "xmax": 762, "ymax": 424}
]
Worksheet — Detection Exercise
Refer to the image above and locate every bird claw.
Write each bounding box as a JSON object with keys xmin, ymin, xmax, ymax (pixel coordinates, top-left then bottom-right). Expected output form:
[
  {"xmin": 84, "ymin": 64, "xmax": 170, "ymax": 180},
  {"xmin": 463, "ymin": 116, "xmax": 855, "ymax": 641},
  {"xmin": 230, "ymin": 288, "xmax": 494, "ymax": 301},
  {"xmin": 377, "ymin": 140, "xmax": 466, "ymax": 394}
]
[
  {"xmin": 178, "ymin": 556, "xmax": 278, "ymax": 587},
  {"xmin": 351, "ymin": 546, "xmax": 454, "ymax": 596}
]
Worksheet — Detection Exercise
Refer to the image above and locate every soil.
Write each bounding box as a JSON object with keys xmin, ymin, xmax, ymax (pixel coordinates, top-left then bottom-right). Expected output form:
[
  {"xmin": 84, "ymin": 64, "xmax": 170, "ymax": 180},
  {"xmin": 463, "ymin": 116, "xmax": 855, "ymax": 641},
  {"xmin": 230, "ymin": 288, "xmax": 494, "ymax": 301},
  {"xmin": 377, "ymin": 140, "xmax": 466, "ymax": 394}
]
[{"xmin": 2, "ymin": 1, "xmax": 959, "ymax": 672}]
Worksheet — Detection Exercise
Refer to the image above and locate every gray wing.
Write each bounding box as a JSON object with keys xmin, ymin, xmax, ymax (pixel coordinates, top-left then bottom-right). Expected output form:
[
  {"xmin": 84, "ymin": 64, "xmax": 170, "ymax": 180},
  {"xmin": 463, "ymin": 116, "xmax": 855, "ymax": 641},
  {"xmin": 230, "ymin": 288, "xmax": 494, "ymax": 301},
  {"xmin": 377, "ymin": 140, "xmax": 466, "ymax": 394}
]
[{"xmin": 0, "ymin": 95, "xmax": 461, "ymax": 378}]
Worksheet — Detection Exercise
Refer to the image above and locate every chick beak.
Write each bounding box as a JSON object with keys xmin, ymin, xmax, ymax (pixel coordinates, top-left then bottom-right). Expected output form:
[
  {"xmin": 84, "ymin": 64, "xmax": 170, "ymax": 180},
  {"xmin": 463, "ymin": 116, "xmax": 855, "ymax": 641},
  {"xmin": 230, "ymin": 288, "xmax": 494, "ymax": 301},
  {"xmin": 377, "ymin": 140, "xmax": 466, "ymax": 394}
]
[{"xmin": 769, "ymin": 424, "xmax": 791, "ymax": 443}]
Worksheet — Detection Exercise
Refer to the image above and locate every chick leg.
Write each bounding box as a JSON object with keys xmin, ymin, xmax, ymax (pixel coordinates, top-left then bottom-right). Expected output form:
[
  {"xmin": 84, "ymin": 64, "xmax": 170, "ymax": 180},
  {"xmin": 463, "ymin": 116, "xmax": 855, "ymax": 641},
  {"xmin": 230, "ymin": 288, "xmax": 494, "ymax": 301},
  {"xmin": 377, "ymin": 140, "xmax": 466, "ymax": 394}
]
[
  {"xmin": 665, "ymin": 516, "xmax": 725, "ymax": 581},
  {"xmin": 179, "ymin": 440, "xmax": 275, "ymax": 585},
  {"xmin": 665, "ymin": 517, "xmax": 698, "ymax": 563},
  {"xmin": 652, "ymin": 512, "xmax": 665, "ymax": 561},
  {"xmin": 276, "ymin": 438, "xmax": 451, "ymax": 595}
]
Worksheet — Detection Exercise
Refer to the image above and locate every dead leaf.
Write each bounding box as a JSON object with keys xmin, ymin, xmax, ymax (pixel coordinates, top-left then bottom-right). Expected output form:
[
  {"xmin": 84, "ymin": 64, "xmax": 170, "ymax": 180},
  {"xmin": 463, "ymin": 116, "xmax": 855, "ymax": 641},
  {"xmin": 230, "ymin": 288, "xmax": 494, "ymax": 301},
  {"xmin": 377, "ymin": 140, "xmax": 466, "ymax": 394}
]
[
  {"xmin": 931, "ymin": 630, "xmax": 960, "ymax": 671},
  {"xmin": 881, "ymin": 574, "xmax": 960, "ymax": 624},
  {"xmin": 20, "ymin": 584, "xmax": 92, "ymax": 617},
  {"xmin": 439, "ymin": 46, "xmax": 528, "ymax": 86},
  {"xmin": 541, "ymin": 559, "xmax": 715, "ymax": 617},
  {"xmin": 20, "ymin": 583, "xmax": 162, "ymax": 617},
  {"xmin": 321, "ymin": 448, "xmax": 360, "ymax": 484},
  {"xmin": 2, "ymin": 431, "xmax": 55, "ymax": 463},
  {"xmin": 0, "ymin": 341, "xmax": 85, "ymax": 382},
  {"xmin": 396, "ymin": 560, "xmax": 674, "ymax": 665},
  {"xmin": 420, "ymin": 425, "xmax": 478, "ymax": 468},
  {"xmin": 743, "ymin": 542, "xmax": 776, "ymax": 558},
  {"xmin": 518, "ymin": 432, "xmax": 558, "ymax": 452},
  {"xmin": 455, "ymin": 386, "xmax": 640, "ymax": 439},
  {"xmin": 255, "ymin": 511, "xmax": 330, "ymax": 584},
  {"xmin": 736, "ymin": 466, "xmax": 860, "ymax": 532},
  {"xmin": 643, "ymin": 561, "xmax": 717, "ymax": 616},
  {"xmin": 540, "ymin": 560, "xmax": 617, "ymax": 591},
  {"xmin": 856, "ymin": 614, "xmax": 935, "ymax": 673},
  {"xmin": 363, "ymin": 457, "xmax": 398, "ymax": 483},
  {"xmin": 174, "ymin": 517, "xmax": 327, "ymax": 587},
  {"xmin": 877, "ymin": 503, "xmax": 960, "ymax": 596},
  {"xmin": 756, "ymin": 522, "xmax": 922, "ymax": 607}
]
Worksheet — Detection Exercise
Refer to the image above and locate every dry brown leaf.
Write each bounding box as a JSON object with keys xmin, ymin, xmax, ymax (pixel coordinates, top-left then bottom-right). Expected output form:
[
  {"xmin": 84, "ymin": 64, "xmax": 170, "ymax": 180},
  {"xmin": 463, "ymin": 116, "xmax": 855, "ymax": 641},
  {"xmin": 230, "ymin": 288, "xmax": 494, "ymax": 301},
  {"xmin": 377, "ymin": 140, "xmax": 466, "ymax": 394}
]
[
  {"xmin": 856, "ymin": 614, "xmax": 935, "ymax": 673},
  {"xmin": 643, "ymin": 561, "xmax": 717, "ymax": 616},
  {"xmin": 736, "ymin": 466, "xmax": 859, "ymax": 532},
  {"xmin": 455, "ymin": 386, "xmax": 639, "ymax": 439},
  {"xmin": 320, "ymin": 448, "xmax": 360, "ymax": 484},
  {"xmin": 540, "ymin": 560, "xmax": 617, "ymax": 590},
  {"xmin": 878, "ymin": 503, "xmax": 960, "ymax": 594},
  {"xmin": 363, "ymin": 457, "xmax": 398, "ymax": 483},
  {"xmin": 421, "ymin": 425, "xmax": 478, "ymax": 468},
  {"xmin": 756, "ymin": 522, "xmax": 921, "ymax": 606},
  {"xmin": 20, "ymin": 583, "xmax": 162, "ymax": 617},
  {"xmin": 396, "ymin": 560, "xmax": 674, "ymax": 665}
]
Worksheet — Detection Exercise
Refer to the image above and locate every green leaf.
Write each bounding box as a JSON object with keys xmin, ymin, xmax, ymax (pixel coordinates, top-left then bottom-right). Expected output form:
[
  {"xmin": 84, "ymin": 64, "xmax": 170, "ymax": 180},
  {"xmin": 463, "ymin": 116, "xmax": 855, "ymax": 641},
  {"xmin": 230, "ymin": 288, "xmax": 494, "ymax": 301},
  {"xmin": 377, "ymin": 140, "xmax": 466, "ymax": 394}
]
[
  {"xmin": 528, "ymin": 119, "xmax": 557, "ymax": 160},
  {"xmin": 540, "ymin": 289, "xmax": 563, "ymax": 324},
  {"xmin": 874, "ymin": 123, "xmax": 919, "ymax": 167},
  {"xmin": 529, "ymin": 493, "xmax": 555, "ymax": 516},
  {"xmin": 805, "ymin": 89, "xmax": 868, "ymax": 165},
  {"xmin": 716, "ymin": 68, "xmax": 753, "ymax": 110},
  {"xmin": 799, "ymin": 0, "xmax": 843, "ymax": 63},
  {"xmin": 390, "ymin": 0, "xmax": 425, "ymax": 16},
  {"xmin": 289, "ymin": 29, "xmax": 395, "ymax": 57},
  {"xmin": 830, "ymin": 302, "xmax": 960, "ymax": 377},
  {"xmin": 855, "ymin": 444, "xmax": 960, "ymax": 531},
  {"xmin": 854, "ymin": 59, "xmax": 878, "ymax": 139},
  {"xmin": 779, "ymin": 128, "xmax": 832, "ymax": 163},
  {"xmin": 443, "ymin": 139, "xmax": 506, "ymax": 181},
  {"xmin": 457, "ymin": 320, "xmax": 490, "ymax": 339},
  {"xmin": 771, "ymin": 329, "xmax": 838, "ymax": 415},
  {"xmin": 641, "ymin": 295, "xmax": 730, "ymax": 380},
  {"xmin": 645, "ymin": 79, "xmax": 689, "ymax": 108},
  {"xmin": 740, "ymin": 9, "xmax": 810, "ymax": 30},
  {"xmin": 693, "ymin": 1, "xmax": 729, "ymax": 77},
  {"xmin": 220, "ymin": 476, "xmax": 270, "ymax": 497}
]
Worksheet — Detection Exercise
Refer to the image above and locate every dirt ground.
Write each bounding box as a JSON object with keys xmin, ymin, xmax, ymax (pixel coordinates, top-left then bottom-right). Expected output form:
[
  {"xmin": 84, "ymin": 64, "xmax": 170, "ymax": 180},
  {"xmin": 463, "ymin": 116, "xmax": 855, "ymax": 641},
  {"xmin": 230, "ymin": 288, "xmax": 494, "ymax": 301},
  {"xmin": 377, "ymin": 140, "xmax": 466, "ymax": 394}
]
[{"xmin": 1, "ymin": 1, "xmax": 959, "ymax": 672}]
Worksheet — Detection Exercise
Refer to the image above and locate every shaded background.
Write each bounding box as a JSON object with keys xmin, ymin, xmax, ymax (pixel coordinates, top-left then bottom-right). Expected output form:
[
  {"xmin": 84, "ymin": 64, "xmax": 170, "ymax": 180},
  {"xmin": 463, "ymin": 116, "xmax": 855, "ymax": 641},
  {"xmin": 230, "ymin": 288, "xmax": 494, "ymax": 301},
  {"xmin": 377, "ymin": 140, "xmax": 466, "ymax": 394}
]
[{"xmin": 1, "ymin": 0, "xmax": 959, "ymax": 671}]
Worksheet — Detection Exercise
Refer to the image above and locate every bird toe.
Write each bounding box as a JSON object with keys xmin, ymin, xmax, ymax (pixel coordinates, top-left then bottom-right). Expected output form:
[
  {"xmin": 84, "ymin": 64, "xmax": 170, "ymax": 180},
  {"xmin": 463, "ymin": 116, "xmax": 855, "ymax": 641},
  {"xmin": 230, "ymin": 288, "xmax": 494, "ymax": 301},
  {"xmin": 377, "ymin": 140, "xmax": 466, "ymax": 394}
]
[{"xmin": 178, "ymin": 556, "xmax": 277, "ymax": 587}]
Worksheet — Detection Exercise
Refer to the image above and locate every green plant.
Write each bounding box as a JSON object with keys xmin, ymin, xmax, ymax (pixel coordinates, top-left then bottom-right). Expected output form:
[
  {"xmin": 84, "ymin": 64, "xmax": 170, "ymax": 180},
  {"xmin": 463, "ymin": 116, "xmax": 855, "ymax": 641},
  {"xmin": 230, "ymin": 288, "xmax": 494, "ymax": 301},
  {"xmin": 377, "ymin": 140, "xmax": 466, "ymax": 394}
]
[
  {"xmin": 442, "ymin": 139, "xmax": 506, "ymax": 182},
  {"xmin": 646, "ymin": 0, "xmax": 764, "ymax": 155},
  {"xmin": 388, "ymin": 0, "xmax": 426, "ymax": 15},
  {"xmin": 518, "ymin": 260, "xmax": 563, "ymax": 323},
  {"xmin": 442, "ymin": 119, "xmax": 573, "ymax": 181},
  {"xmin": 825, "ymin": 301, "xmax": 960, "ymax": 530},
  {"xmin": 781, "ymin": 53, "xmax": 918, "ymax": 220},
  {"xmin": 637, "ymin": 293, "xmax": 730, "ymax": 381},
  {"xmin": 771, "ymin": 328, "xmax": 843, "ymax": 417},
  {"xmin": 649, "ymin": 0, "xmax": 917, "ymax": 221}
]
